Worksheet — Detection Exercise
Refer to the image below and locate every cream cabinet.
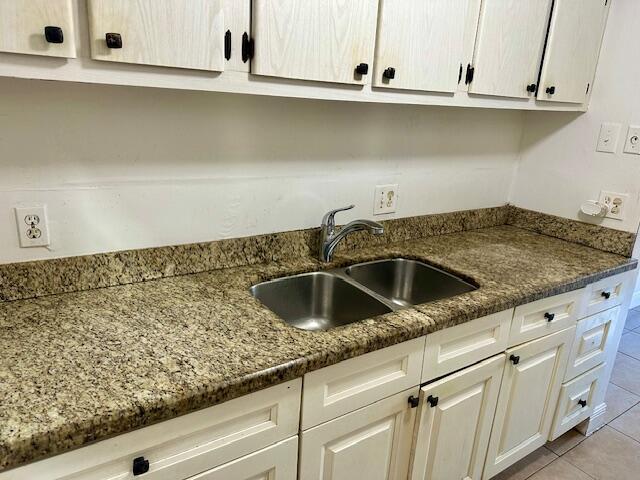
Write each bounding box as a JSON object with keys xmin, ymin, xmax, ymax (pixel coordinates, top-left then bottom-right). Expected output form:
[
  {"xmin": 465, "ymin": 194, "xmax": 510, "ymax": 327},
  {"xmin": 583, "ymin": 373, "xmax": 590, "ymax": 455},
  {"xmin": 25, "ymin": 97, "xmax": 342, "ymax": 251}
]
[
  {"xmin": 251, "ymin": 0, "xmax": 379, "ymax": 85},
  {"xmin": 299, "ymin": 388, "xmax": 417, "ymax": 480},
  {"xmin": 470, "ymin": 0, "xmax": 553, "ymax": 99},
  {"xmin": 373, "ymin": 0, "xmax": 480, "ymax": 93},
  {"xmin": 87, "ymin": 0, "xmax": 226, "ymax": 71},
  {"xmin": 410, "ymin": 355, "xmax": 504, "ymax": 480},
  {"xmin": 0, "ymin": 0, "xmax": 76, "ymax": 58},
  {"xmin": 483, "ymin": 326, "xmax": 575, "ymax": 479},
  {"xmin": 538, "ymin": 0, "xmax": 610, "ymax": 104}
]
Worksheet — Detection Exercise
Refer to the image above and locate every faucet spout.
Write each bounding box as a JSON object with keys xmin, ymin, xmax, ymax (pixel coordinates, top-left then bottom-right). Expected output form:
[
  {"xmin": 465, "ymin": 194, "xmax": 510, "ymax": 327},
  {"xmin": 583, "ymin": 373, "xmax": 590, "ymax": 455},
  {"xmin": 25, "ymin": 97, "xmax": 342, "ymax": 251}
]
[{"xmin": 318, "ymin": 206, "xmax": 384, "ymax": 262}]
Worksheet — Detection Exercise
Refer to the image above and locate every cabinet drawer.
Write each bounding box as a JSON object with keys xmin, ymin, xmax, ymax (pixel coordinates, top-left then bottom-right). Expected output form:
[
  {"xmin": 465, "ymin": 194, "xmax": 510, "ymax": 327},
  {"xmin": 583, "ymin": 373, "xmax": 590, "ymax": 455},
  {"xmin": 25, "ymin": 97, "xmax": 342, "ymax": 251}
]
[
  {"xmin": 550, "ymin": 363, "xmax": 605, "ymax": 440},
  {"xmin": 301, "ymin": 337, "xmax": 424, "ymax": 430},
  {"xmin": 509, "ymin": 289, "xmax": 584, "ymax": 347},
  {"xmin": 584, "ymin": 271, "xmax": 632, "ymax": 317},
  {"xmin": 188, "ymin": 437, "xmax": 298, "ymax": 480},
  {"xmin": 4, "ymin": 380, "xmax": 301, "ymax": 480},
  {"xmin": 422, "ymin": 310, "xmax": 512, "ymax": 382},
  {"xmin": 565, "ymin": 306, "xmax": 620, "ymax": 381}
]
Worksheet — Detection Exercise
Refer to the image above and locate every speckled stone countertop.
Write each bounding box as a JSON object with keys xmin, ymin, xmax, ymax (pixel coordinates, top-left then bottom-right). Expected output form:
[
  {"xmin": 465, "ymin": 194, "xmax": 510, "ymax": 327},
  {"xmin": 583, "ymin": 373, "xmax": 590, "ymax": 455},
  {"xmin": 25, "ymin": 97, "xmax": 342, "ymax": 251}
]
[{"xmin": 0, "ymin": 224, "xmax": 637, "ymax": 471}]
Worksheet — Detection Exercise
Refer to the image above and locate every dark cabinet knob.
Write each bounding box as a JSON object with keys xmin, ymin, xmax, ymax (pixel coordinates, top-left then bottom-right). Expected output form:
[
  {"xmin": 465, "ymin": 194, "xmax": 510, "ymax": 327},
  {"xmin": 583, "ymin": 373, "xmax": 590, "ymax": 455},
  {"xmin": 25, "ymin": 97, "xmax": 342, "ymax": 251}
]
[
  {"xmin": 601, "ymin": 291, "xmax": 611, "ymax": 299},
  {"xmin": 578, "ymin": 399, "xmax": 587, "ymax": 408},
  {"xmin": 546, "ymin": 86, "xmax": 556, "ymax": 95},
  {"xmin": 509, "ymin": 354, "xmax": 520, "ymax": 365},
  {"xmin": 383, "ymin": 67, "xmax": 396, "ymax": 80},
  {"xmin": 105, "ymin": 33, "xmax": 123, "ymax": 49},
  {"xmin": 526, "ymin": 83, "xmax": 537, "ymax": 93},
  {"xmin": 408, "ymin": 395, "xmax": 419, "ymax": 408},
  {"xmin": 427, "ymin": 395, "xmax": 439, "ymax": 407},
  {"xmin": 544, "ymin": 312, "xmax": 555, "ymax": 322},
  {"xmin": 132, "ymin": 456, "xmax": 149, "ymax": 476},
  {"xmin": 44, "ymin": 26, "xmax": 64, "ymax": 44},
  {"xmin": 355, "ymin": 63, "xmax": 369, "ymax": 75}
]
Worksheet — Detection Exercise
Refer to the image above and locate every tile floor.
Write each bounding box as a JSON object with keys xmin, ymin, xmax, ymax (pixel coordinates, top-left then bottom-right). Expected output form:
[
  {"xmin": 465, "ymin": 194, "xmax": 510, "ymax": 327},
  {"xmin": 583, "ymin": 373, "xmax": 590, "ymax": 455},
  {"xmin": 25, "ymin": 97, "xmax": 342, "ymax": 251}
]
[{"xmin": 493, "ymin": 306, "xmax": 640, "ymax": 480}]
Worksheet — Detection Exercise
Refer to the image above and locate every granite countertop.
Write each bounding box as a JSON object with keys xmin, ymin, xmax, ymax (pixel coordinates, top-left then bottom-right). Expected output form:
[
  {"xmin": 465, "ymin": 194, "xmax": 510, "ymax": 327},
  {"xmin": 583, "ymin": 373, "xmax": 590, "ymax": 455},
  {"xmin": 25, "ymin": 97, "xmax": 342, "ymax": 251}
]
[{"xmin": 0, "ymin": 224, "xmax": 636, "ymax": 471}]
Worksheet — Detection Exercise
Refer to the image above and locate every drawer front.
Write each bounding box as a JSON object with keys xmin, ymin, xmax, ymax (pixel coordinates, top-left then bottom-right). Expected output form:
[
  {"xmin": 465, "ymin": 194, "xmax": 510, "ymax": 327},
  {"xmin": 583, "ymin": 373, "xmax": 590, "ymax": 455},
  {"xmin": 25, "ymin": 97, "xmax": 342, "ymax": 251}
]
[
  {"xmin": 301, "ymin": 337, "xmax": 425, "ymax": 430},
  {"xmin": 188, "ymin": 437, "xmax": 298, "ymax": 480},
  {"xmin": 509, "ymin": 289, "xmax": 584, "ymax": 347},
  {"xmin": 584, "ymin": 271, "xmax": 633, "ymax": 317},
  {"xmin": 550, "ymin": 363, "xmax": 605, "ymax": 440},
  {"xmin": 565, "ymin": 306, "xmax": 620, "ymax": 381},
  {"xmin": 5, "ymin": 380, "xmax": 301, "ymax": 480},
  {"xmin": 422, "ymin": 310, "xmax": 512, "ymax": 382}
]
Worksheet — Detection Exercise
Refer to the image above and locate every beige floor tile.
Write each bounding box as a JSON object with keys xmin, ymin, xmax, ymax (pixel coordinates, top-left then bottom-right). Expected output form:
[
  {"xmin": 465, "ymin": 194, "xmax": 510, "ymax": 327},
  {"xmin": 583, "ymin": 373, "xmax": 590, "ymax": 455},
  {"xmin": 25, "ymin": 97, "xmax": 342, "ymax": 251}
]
[
  {"xmin": 491, "ymin": 447, "xmax": 557, "ymax": 480},
  {"xmin": 609, "ymin": 403, "xmax": 640, "ymax": 442},
  {"xmin": 546, "ymin": 429, "xmax": 587, "ymax": 456},
  {"xmin": 603, "ymin": 382, "xmax": 640, "ymax": 424},
  {"xmin": 625, "ymin": 309, "xmax": 640, "ymax": 330},
  {"xmin": 610, "ymin": 353, "xmax": 640, "ymax": 396},
  {"xmin": 619, "ymin": 332, "xmax": 640, "ymax": 361},
  {"xmin": 563, "ymin": 426, "xmax": 640, "ymax": 480},
  {"xmin": 528, "ymin": 458, "xmax": 593, "ymax": 480}
]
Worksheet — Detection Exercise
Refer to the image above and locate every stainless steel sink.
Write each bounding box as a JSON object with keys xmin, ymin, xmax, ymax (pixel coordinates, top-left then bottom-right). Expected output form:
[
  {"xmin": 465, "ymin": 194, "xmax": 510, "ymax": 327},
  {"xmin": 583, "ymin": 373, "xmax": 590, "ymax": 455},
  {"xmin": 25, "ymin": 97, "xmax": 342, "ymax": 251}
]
[
  {"xmin": 250, "ymin": 272, "xmax": 392, "ymax": 331},
  {"xmin": 345, "ymin": 258, "xmax": 477, "ymax": 308}
]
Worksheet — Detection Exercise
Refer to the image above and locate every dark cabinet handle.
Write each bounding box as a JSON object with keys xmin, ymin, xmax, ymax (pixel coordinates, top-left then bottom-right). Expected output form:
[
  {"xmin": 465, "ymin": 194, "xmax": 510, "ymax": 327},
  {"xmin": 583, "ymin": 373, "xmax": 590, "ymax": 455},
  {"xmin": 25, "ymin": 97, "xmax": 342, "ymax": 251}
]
[
  {"xmin": 427, "ymin": 395, "xmax": 439, "ymax": 407},
  {"xmin": 105, "ymin": 33, "xmax": 123, "ymax": 49},
  {"xmin": 224, "ymin": 30, "xmax": 231, "ymax": 60},
  {"xmin": 601, "ymin": 291, "xmax": 611, "ymax": 299},
  {"xmin": 544, "ymin": 312, "xmax": 555, "ymax": 322},
  {"xmin": 132, "ymin": 456, "xmax": 149, "ymax": 476},
  {"xmin": 578, "ymin": 399, "xmax": 587, "ymax": 408},
  {"xmin": 546, "ymin": 86, "xmax": 556, "ymax": 95},
  {"xmin": 526, "ymin": 83, "xmax": 537, "ymax": 93},
  {"xmin": 355, "ymin": 63, "xmax": 369, "ymax": 75},
  {"xmin": 408, "ymin": 395, "xmax": 419, "ymax": 408},
  {"xmin": 383, "ymin": 67, "xmax": 396, "ymax": 80},
  {"xmin": 242, "ymin": 32, "xmax": 254, "ymax": 63},
  {"xmin": 44, "ymin": 26, "xmax": 64, "ymax": 44},
  {"xmin": 509, "ymin": 354, "xmax": 520, "ymax": 365}
]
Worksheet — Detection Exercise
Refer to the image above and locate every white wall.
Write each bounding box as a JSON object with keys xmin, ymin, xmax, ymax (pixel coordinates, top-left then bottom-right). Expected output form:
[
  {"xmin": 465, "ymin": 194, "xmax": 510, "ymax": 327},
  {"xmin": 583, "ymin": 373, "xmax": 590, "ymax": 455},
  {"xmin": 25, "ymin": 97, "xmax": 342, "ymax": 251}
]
[
  {"xmin": 0, "ymin": 78, "xmax": 524, "ymax": 264},
  {"xmin": 510, "ymin": 0, "xmax": 640, "ymax": 234}
]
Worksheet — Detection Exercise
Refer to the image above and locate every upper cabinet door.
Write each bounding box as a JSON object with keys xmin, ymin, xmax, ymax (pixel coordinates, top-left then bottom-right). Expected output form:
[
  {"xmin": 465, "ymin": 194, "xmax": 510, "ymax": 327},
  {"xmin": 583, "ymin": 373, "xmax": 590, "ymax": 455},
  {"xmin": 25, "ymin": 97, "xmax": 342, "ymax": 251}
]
[
  {"xmin": 0, "ymin": 0, "xmax": 76, "ymax": 58},
  {"xmin": 87, "ymin": 0, "xmax": 225, "ymax": 71},
  {"xmin": 373, "ymin": 0, "xmax": 481, "ymax": 93},
  {"xmin": 251, "ymin": 0, "xmax": 379, "ymax": 85},
  {"xmin": 537, "ymin": 0, "xmax": 610, "ymax": 104},
  {"xmin": 469, "ymin": 0, "xmax": 553, "ymax": 99}
]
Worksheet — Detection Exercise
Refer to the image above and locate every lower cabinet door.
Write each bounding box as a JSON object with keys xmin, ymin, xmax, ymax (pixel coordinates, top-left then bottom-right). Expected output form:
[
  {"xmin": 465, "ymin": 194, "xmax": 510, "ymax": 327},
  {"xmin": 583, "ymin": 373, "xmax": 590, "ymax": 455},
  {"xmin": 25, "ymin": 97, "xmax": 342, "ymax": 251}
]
[
  {"xmin": 483, "ymin": 327, "xmax": 575, "ymax": 479},
  {"xmin": 410, "ymin": 354, "xmax": 505, "ymax": 480},
  {"xmin": 188, "ymin": 437, "xmax": 298, "ymax": 480},
  {"xmin": 299, "ymin": 388, "xmax": 418, "ymax": 480}
]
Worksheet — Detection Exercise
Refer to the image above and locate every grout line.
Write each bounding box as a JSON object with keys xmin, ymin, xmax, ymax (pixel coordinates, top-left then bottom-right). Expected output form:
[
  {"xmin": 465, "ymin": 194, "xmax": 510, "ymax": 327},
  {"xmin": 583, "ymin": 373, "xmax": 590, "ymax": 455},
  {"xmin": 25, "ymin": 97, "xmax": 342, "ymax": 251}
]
[
  {"xmin": 550, "ymin": 450, "xmax": 597, "ymax": 479},
  {"xmin": 607, "ymin": 423, "xmax": 640, "ymax": 445}
]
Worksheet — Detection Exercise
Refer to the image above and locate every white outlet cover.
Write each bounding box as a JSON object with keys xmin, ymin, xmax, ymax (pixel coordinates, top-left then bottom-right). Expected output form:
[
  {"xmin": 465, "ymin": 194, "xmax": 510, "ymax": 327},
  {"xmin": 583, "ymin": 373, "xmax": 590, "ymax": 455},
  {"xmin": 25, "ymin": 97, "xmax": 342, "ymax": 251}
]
[
  {"xmin": 623, "ymin": 125, "xmax": 640, "ymax": 155},
  {"xmin": 598, "ymin": 191, "xmax": 628, "ymax": 221},
  {"xmin": 14, "ymin": 205, "xmax": 50, "ymax": 247},
  {"xmin": 596, "ymin": 123, "xmax": 621, "ymax": 153},
  {"xmin": 374, "ymin": 184, "xmax": 398, "ymax": 215}
]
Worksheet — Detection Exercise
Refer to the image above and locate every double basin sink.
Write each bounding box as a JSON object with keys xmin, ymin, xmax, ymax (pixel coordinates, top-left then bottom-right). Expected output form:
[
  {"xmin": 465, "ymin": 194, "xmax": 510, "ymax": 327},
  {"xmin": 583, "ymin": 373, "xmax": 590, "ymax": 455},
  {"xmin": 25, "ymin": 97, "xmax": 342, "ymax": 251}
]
[{"xmin": 250, "ymin": 258, "xmax": 477, "ymax": 331}]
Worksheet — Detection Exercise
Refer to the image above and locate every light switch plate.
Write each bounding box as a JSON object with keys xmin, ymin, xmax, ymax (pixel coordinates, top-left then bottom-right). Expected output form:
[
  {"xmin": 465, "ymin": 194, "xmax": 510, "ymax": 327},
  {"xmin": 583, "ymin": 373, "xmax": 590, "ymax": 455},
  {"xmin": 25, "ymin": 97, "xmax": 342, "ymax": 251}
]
[
  {"xmin": 596, "ymin": 123, "xmax": 621, "ymax": 153},
  {"xmin": 374, "ymin": 184, "xmax": 398, "ymax": 215},
  {"xmin": 623, "ymin": 125, "xmax": 640, "ymax": 155}
]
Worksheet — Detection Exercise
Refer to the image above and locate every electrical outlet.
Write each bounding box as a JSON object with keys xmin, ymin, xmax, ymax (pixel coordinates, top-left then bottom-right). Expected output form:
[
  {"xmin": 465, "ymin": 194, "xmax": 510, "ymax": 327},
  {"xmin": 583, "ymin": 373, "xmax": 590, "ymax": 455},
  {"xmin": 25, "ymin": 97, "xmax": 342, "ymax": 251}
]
[
  {"xmin": 623, "ymin": 125, "xmax": 640, "ymax": 155},
  {"xmin": 15, "ymin": 205, "xmax": 50, "ymax": 247},
  {"xmin": 374, "ymin": 184, "xmax": 398, "ymax": 215},
  {"xmin": 598, "ymin": 191, "xmax": 628, "ymax": 221},
  {"xmin": 596, "ymin": 123, "xmax": 621, "ymax": 153}
]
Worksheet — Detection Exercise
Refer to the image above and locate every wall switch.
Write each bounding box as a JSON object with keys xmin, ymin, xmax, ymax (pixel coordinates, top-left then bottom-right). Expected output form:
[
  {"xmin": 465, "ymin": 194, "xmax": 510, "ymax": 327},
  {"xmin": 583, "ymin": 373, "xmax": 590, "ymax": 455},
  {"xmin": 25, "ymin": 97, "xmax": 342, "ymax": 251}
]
[
  {"xmin": 15, "ymin": 205, "xmax": 50, "ymax": 247},
  {"xmin": 374, "ymin": 184, "xmax": 398, "ymax": 215},
  {"xmin": 623, "ymin": 125, "xmax": 640, "ymax": 155},
  {"xmin": 596, "ymin": 123, "xmax": 621, "ymax": 153},
  {"xmin": 598, "ymin": 191, "xmax": 628, "ymax": 221}
]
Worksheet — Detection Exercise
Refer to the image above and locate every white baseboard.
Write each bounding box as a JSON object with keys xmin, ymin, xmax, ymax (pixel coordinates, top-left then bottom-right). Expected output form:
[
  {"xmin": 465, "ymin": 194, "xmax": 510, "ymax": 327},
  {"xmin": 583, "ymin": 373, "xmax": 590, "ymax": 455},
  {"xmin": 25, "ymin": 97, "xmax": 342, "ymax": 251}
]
[{"xmin": 577, "ymin": 402, "xmax": 607, "ymax": 436}]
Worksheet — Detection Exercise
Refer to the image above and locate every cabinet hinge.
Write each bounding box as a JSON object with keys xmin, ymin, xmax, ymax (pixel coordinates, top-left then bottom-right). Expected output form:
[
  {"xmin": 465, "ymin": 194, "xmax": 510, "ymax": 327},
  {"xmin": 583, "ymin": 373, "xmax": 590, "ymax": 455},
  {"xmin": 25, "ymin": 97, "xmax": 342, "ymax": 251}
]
[
  {"xmin": 224, "ymin": 30, "xmax": 231, "ymax": 61},
  {"xmin": 242, "ymin": 32, "xmax": 254, "ymax": 63},
  {"xmin": 465, "ymin": 64, "xmax": 475, "ymax": 85}
]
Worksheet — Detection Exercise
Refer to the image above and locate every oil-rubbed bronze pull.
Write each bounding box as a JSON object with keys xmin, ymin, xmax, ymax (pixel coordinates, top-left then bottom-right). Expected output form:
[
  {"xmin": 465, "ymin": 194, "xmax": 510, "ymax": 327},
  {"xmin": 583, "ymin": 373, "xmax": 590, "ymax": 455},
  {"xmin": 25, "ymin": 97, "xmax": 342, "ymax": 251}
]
[{"xmin": 106, "ymin": 32, "xmax": 123, "ymax": 49}]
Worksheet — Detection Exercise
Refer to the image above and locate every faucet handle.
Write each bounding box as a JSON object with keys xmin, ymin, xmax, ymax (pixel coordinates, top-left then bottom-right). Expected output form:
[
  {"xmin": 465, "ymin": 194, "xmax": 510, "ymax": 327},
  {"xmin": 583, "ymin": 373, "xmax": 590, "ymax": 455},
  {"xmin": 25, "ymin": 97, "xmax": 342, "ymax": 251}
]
[{"xmin": 322, "ymin": 205, "xmax": 355, "ymax": 230}]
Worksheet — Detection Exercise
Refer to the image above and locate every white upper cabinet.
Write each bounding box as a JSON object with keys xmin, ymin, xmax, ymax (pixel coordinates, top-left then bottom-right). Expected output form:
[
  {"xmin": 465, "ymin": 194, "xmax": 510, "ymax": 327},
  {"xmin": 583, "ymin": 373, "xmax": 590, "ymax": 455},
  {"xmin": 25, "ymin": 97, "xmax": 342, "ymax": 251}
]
[
  {"xmin": 469, "ymin": 0, "xmax": 554, "ymax": 99},
  {"xmin": 87, "ymin": 0, "xmax": 226, "ymax": 71},
  {"xmin": 0, "ymin": 0, "xmax": 76, "ymax": 58},
  {"xmin": 251, "ymin": 0, "xmax": 379, "ymax": 85},
  {"xmin": 538, "ymin": 0, "xmax": 610, "ymax": 104},
  {"xmin": 373, "ymin": 0, "xmax": 481, "ymax": 93}
]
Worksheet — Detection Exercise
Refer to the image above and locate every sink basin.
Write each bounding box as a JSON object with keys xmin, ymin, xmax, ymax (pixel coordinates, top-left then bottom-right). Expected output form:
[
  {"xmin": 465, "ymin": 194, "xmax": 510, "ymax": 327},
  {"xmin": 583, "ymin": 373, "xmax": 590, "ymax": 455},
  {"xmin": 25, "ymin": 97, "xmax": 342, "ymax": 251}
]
[
  {"xmin": 250, "ymin": 272, "xmax": 392, "ymax": 331},
  {"xmin": 345, "ymin": 258, "xmax": 477, "ymax": 308}
]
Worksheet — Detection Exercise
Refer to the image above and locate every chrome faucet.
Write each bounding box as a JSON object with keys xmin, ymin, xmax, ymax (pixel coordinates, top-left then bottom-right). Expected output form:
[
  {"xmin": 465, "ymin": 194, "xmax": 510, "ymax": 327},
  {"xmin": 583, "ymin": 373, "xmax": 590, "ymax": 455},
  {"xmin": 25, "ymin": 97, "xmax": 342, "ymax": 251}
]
[{"xmin": 319, "ymin": 205, "xmax": 384, "ymax": 262}]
